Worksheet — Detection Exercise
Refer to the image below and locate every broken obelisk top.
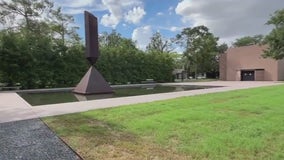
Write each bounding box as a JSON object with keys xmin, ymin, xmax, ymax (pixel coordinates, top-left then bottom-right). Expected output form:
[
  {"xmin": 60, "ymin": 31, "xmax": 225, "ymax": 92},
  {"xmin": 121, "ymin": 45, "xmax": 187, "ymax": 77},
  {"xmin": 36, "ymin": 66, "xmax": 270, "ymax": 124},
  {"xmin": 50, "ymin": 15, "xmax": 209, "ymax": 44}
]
[
  {"xmin": 73, "ymin": 11, "xmax": 113, "ymax": 95},
  {"xmin": 84, "ymin": 11, "xmax": 99, "ymax": 65}
]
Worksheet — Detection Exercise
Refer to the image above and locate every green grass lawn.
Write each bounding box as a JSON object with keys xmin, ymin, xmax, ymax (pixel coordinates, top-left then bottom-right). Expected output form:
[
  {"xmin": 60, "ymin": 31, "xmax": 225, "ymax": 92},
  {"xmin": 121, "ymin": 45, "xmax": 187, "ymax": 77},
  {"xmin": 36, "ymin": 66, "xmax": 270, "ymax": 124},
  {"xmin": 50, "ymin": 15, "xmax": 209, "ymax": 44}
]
[{"xmin": 43, "ymin": 85, "xmax": 284, "ymax": 160}]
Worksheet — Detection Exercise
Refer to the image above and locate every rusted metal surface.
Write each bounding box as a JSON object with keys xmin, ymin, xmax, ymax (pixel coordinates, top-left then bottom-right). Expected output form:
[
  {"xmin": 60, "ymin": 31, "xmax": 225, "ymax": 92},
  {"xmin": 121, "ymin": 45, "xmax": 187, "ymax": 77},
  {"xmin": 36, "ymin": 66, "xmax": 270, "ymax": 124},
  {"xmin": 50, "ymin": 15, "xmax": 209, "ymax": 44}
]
[
  {"xmin": 84, "ymin": 11, "xmax": 99, "ymax": 65},
  {"xmin": 74, "ymin": 11, "xmax": 113, "ymax": 95},
  {"xmin": 73, "ymin": 66, "xmax": 112, "ymax": 94}
]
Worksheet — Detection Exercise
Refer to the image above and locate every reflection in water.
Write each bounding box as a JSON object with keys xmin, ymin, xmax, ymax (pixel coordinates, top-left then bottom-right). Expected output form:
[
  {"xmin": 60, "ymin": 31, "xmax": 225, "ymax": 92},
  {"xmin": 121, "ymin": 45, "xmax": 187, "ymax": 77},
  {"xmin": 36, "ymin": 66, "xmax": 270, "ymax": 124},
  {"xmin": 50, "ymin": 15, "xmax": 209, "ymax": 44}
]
[
  {"xmin": 19, "ymin": 85, "xmax": 222, "ymax": 106},
  {"xmin": 141, "ymin": 84, "xmax": 155, "ymax": 90},
  {"xmin": 174, "ymin": 86, "xmax": 184, "ymax": 91},
  {"xmin": 74, "ymin": 93, "xmax": 114, "ymax": 101}
]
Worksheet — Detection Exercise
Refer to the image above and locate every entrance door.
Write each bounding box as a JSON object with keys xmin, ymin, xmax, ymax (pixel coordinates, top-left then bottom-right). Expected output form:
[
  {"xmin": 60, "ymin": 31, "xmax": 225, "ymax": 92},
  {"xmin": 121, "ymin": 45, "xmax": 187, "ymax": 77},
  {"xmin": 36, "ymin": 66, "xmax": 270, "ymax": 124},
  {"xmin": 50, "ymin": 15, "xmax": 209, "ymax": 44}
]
[{"xmin": 241, "ymin": 70, "xmax": 255, "ymax": 81}]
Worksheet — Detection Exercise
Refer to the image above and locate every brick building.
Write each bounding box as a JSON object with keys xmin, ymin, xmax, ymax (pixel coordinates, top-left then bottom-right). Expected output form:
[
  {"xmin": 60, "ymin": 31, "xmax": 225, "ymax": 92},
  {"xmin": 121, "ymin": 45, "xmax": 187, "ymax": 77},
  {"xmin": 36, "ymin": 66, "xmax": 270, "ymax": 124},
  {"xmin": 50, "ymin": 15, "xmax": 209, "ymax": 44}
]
[{"xmin": 219, "ymin": 45, "xmax": 284, "ymax": 81}]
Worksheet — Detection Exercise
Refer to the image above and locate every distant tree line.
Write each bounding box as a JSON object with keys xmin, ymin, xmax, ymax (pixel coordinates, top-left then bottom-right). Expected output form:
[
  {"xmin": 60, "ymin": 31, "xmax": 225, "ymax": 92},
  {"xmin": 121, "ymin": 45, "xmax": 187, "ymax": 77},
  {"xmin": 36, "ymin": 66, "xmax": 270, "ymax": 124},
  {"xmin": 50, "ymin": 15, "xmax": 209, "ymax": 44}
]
[
  {"xmin": 0, "ymin": 0, "xmax": 282, "ymax": 89},
  {"xmin": 97, "ymin": 31, "xmax": 175, "ymax": 84},
  {"xmin": 0, "ymin": 0, "xmax": 175, "ymax": 89}
]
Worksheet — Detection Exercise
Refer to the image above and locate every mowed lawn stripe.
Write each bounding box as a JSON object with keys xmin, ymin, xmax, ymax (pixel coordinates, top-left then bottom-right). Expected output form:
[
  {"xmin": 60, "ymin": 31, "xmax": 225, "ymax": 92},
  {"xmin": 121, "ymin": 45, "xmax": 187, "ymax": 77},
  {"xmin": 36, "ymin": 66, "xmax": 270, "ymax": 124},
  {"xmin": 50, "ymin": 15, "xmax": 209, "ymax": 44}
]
[{"xmin": 44, "ymin": 84, "xmax": 284, "ymax": 160}]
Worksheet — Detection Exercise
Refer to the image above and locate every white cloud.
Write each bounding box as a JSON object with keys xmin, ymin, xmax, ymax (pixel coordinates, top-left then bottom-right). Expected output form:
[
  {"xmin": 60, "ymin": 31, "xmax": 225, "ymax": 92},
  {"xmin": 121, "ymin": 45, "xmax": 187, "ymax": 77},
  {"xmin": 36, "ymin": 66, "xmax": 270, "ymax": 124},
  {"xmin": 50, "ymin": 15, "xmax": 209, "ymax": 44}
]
[
  {"xmin": 156, "ymin": 26, "xmax": 184, "ymax": 33},
  {"xmin": 62, "ymin": 8, "xmax": 87, "ymax": 15},
  {"xmin": 132, "ymin": 25, "xmax": 152, "ymax": 50},
  {"xmin": 125, "ymin": 7, "xmax": 146, "ymax": 24},
  {"xmin": 55, "ymin": 0, "xmax": 106, "ymax": 14},
  {"xmin": 100, "ymin": 0, "xmax": 145, "ymax": 27},
  {"xmin": 57, "ymin": 0, "xmax": 94, "ymax": 8},
  {"xmin": 175, "ymin": 0, "xmax": 284, "ymax": 45},
  {"xmin": 157, "ymin": 12, "xmax": 164, "ymax": 16},
  {"xmin": 100, "ymin": 0, "xmax": 123, "ymax": 27},
  {"xmin": 168, "ymin": 6, "xmax": 174, "ymax": 15},
  {"xmin": 55, "ymin": 0, "xmax": 146, "ymax": 27},
  {"xmin": 101, "ymin": 13, "xmax": 120, "ymax": 28},
  {"xmin": 169, "ymin": 26, "xmax": 182, "ymax": 32}
]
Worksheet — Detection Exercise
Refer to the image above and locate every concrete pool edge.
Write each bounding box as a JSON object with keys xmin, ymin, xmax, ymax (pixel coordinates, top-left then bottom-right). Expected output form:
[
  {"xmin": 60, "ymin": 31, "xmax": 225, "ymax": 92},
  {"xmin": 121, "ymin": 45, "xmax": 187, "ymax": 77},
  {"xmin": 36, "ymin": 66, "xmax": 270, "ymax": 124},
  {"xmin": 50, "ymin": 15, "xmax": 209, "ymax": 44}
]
[
  {"xmin": 0, "ymin": 81, "xmax": 282, "ymax": 123},
  {"xmin": 19, "ymin": 84, "xmax": 222, "ymax": 106}
]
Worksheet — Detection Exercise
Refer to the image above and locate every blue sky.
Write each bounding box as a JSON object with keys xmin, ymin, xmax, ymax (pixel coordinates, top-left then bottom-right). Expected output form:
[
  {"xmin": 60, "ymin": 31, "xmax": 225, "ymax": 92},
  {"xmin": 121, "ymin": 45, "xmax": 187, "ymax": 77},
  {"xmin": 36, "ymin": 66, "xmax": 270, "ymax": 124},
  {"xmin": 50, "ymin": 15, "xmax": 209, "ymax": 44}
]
[
  {"xmin": 69, "ymin": 0, "xmax": 185, "ymax": 49},
  {"xmin": 54, "ymin": 0, "xmax": 284, "ymax": 50},
  {"xmin": 0, "ymin": 0, "xmax": 283, "ymax": 50}
]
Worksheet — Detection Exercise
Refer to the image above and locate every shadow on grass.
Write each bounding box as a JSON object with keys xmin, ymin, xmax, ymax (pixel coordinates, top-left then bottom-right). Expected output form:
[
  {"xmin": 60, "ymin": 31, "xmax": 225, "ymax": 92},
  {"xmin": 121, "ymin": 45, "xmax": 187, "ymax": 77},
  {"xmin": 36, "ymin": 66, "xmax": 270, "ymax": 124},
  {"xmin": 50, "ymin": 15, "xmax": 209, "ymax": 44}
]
[{"xmin": 43, "ymin": 113, "xmax": 189, "ymax": 160}]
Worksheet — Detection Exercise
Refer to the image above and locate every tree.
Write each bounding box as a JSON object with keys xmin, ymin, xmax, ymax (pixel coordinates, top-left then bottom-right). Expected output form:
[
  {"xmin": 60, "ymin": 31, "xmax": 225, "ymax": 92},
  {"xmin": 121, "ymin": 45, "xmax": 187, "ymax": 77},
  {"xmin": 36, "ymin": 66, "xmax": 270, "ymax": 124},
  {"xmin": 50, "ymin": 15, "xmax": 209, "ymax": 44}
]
[
  {"xmin": 97, "ymin": 31, "xmax": 175, "ymax": 84},
  {"xmin": 0, "ymin": 0, "xmax": 53, "ymax": 32},
  {"xmin": 233, "ymin": 35, "xmax": 264, "ymax": 47},
  {"xmin": 217, "ymin": 43, "xmax": 228, "ymax": 54},
  {"xmin": 176, "ymin": 25, "xmax": 219, "ymax": 78},
  {"xmin": 263, "ymin": 9, "xmax": 284, "ymax": 60},
  {"xmin": 50, "ymin": 7, "xmax": 80, "ymax": 46},
  {"xmin": 0, "ymin": 30, "xmax": 37, "ymax": 87},
  {"xmin": 146, "ymin": 32, "xmax": 173, "ymax": 53},
  {"xmin": 0, "ymin": 0, "xmax": 85, "ymax": 88},
  {"xmin": 99, "ymin": 30, "xmax": 136, "ymax": 48}
]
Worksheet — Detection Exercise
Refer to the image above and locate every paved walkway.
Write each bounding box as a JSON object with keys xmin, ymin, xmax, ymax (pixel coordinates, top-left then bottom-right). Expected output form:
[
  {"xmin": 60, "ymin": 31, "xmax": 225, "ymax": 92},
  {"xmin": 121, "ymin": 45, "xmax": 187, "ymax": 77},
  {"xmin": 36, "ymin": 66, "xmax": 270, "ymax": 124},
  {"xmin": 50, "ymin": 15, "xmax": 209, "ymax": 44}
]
[
  {"xmin": 0, "ymin": 81, "xmax": 282, "ymax": 123},
  {"xmin": 0, "ymin": 118, "xmax": 81, "ymax": 160}
]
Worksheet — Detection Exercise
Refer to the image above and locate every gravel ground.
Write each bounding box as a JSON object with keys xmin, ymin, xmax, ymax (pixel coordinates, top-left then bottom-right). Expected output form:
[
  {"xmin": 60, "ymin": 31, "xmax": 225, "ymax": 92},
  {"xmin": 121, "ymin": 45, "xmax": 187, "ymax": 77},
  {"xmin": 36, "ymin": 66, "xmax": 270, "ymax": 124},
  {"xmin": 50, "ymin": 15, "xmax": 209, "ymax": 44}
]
[{"xmin": 0, "ymin": 119, "xmax": 81, "ymax": 160}]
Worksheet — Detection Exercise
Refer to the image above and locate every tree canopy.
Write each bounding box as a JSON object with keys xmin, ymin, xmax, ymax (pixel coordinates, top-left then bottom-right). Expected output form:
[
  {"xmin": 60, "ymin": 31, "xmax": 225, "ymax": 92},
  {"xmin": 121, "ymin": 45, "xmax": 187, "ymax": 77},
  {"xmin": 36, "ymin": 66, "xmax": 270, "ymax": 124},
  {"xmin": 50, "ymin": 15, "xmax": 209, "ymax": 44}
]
[
  {"xmin": 263, "ymin": 9, "xmax": 284, "ymax": 60},
  {"xmin": 0, "ymin": 1, "xmax": 176, "ymax": 88},
  {"xmin": 0, "ymin": 0, "xmax": 86, "ymax": 88},
  {"xmin": 146, "ymin": 32, "xmax": 173, "ymax": 53},
  {"xmin": 4, "ymin": 1, "xmax": 265, "ymax": 87},
  {"xmin": 233, "ymin": 35, "xmax": 264, "ymax": 47},
  {"xmin": 176, "ymin": 25, "xmax": 219, "ymax": 78},
  {"xmin": 97, "ymin": 31, "xmax": 175, "ymax": 84}
]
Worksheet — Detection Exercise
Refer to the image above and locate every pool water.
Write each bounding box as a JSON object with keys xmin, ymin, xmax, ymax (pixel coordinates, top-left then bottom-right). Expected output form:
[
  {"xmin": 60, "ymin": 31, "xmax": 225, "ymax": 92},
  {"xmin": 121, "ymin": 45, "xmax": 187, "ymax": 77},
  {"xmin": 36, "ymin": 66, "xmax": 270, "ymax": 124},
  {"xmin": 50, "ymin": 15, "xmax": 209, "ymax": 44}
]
[{"xmin": 18, "ymin": 85, "xmax": 220, "ymax": 106}]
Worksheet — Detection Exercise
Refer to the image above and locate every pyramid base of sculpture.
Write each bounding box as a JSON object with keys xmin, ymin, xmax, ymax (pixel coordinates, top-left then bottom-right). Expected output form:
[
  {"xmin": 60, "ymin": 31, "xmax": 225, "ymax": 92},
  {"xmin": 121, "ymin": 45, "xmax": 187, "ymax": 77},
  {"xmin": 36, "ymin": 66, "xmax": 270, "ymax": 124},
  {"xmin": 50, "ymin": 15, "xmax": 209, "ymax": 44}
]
[{"xmin": 73, "ymin": 66, "xmax": 113, "ymax": 95}]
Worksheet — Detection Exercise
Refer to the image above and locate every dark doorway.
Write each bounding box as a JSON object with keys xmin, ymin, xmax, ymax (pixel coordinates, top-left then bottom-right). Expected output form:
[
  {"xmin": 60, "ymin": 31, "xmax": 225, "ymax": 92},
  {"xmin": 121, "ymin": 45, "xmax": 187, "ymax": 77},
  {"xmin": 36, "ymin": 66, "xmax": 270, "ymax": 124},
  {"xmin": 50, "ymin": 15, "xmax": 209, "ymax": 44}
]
[{"xmin": 241, "ymin": 70, "xmax": 255, "ymax": 81}]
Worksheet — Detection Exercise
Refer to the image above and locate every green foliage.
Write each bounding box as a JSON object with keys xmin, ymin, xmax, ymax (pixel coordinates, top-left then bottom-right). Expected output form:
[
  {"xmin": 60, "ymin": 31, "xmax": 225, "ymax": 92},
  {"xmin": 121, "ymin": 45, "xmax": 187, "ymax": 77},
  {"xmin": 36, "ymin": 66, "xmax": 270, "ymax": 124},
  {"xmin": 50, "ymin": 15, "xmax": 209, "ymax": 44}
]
[
  {"xmin": 0, "ymin": 0, "xmax": 53, "ymax": 31},
  {"xmin": 144, "ymin": 51, "xmax": 175, "ymax": 82},
  {"xmin": 217, "ymin": 43, "xmax": 228, "ymax": 54},
  {"xmin": 176, "ymin": 25, "xmax": 219, "ymax": 77},
  {"xmin": 0, "ymin": 31, "xmax": 35, "ymax": 87},
  {"xmin": 264, "ymin": 9, "xmax": 284, "ymax": 60},
  {"xmin": 97, "ymin": 31, "xmax": 175, "ymax": 84},
  {"xmin": 146, "ymin": 32, "xmax": 172, "ymax": 53},
  {"xmin": 0, "ymin": 2, "xmax": 175, "ymax": 88},
  {"xmin": 0, "ymin": 0, "xmax": 86, "ymax": 88},
  {"xmin": 233, "ymin": 34, "xmax": 264, "ymax": 47}
]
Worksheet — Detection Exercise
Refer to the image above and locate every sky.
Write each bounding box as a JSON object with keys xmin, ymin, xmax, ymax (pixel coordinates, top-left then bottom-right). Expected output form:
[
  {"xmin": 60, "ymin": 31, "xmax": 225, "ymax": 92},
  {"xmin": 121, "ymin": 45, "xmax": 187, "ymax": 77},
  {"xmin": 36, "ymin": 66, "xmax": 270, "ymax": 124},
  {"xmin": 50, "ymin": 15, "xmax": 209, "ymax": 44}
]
[{"xmin": 2, "ymin": 0, "xmax": 284, "ymax": 51}]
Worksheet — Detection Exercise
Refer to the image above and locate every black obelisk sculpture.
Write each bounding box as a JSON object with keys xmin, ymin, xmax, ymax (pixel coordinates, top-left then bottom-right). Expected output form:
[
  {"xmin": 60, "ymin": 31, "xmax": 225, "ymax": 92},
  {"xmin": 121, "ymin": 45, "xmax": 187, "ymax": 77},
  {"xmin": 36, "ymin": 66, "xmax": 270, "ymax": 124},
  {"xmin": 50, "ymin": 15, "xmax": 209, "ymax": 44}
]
[{"xmin": 73, "ymin": 11, "xmax": 113, "ymax": 95}]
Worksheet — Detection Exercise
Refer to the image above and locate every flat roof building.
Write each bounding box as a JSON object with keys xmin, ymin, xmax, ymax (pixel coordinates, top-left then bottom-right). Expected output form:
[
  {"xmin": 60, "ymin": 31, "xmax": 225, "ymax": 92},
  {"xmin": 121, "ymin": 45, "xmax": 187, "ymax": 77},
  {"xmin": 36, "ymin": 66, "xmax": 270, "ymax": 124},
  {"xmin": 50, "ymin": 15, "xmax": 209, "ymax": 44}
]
[{"xmin": 219, "ymin": 45, "xmax": 284, "ymax": 81}]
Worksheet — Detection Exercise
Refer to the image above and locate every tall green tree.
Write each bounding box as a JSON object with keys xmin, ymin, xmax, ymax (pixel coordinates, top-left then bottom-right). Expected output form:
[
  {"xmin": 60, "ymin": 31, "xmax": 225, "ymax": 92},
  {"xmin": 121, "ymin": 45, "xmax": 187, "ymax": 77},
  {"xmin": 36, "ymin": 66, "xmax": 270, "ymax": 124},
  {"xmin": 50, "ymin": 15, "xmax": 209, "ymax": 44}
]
[
  {"xmin": 217, "ymin": 43, "xmax": 228, "ymax": 54},
  {"xmin": 146, "ymin": 32, "xmax": 173, "ymax": 53},
  {"xmin": 0, "ymin": 0, "xmax": 53, "ymax": 32},
  {"xmin": 97, "ymin": 31, "xmax": 175, "ymax": 84},
  {"xmin": 176, "ymin": 25, "xmax": 219, "ymax": 78},
  {"xmin": 50, "ymin": 7, "xmax": 80, "ymax": 46},
  {"xmin": 233, "ymin": 35, "xmax": 264, "ymax": 47},
  {"xmin": 97, "ymin": 31, "xmax": 144, "ymax": 84},
  {"xmin": 0, "ymin": 0, "xmax": 86, "ymax": 88},
  {"xmin": 263, "ymin": 9, "xmax": 284, "ymax": 60}
]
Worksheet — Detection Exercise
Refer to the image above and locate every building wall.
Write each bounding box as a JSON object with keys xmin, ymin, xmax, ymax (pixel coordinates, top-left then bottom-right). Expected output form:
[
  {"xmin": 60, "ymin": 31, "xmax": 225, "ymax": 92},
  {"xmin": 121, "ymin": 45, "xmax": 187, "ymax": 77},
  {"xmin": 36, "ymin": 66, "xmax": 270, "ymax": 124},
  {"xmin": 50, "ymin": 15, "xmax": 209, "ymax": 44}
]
[
  {"xmin": 224, "ymin": 45, "xmax": 279, "ymax": 81},
  {"xmin": 255, "ymin": 70, "xmax": 264, "ymax": 81},
  {"xmin": 219, "ymin": 53, "xmax": 227, "ymax": 80},
  {"xmin": 278, "ymin": 59, "xmax": 284, "ymax": 81}
]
